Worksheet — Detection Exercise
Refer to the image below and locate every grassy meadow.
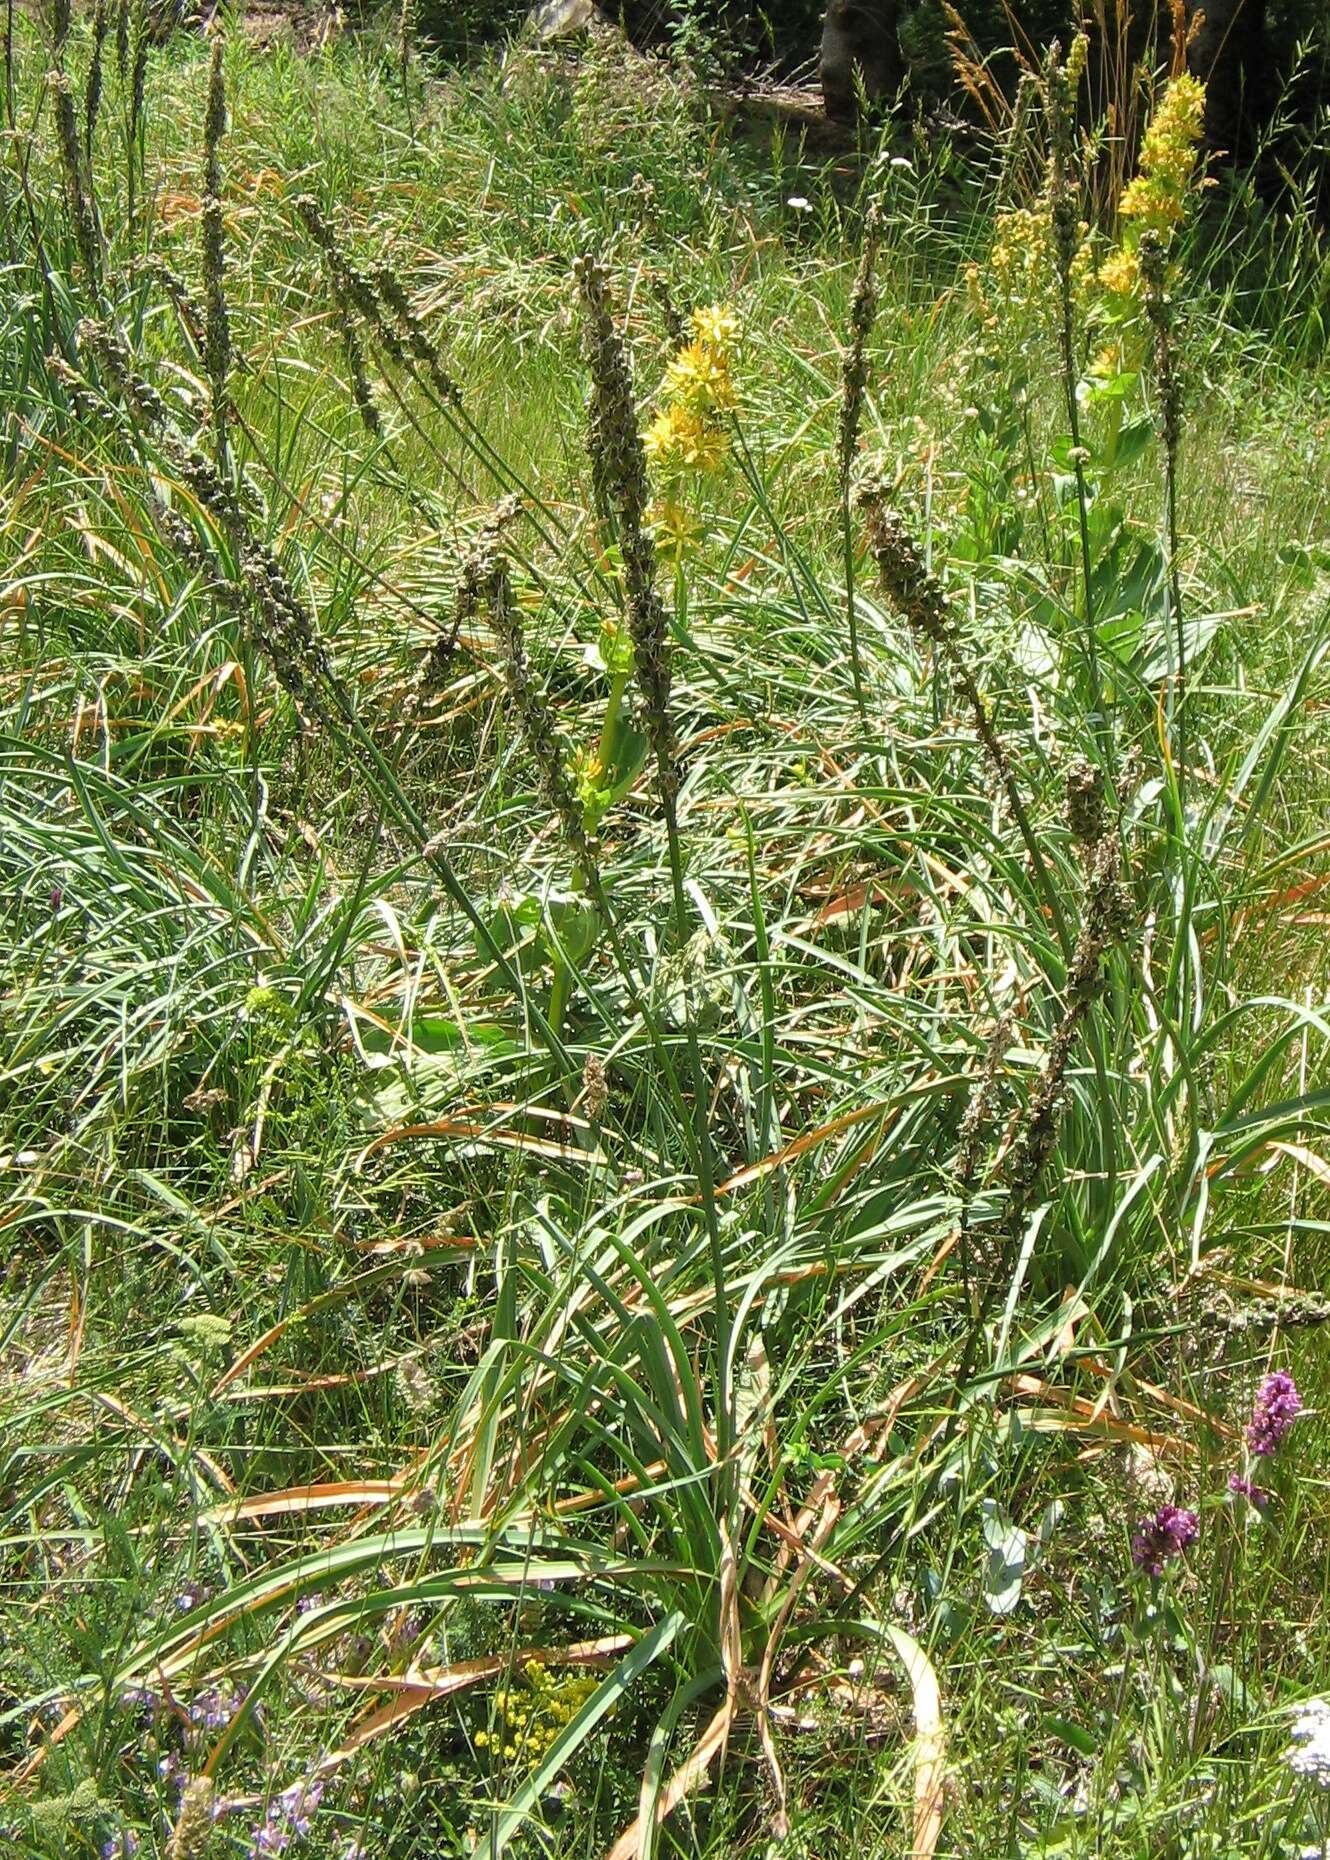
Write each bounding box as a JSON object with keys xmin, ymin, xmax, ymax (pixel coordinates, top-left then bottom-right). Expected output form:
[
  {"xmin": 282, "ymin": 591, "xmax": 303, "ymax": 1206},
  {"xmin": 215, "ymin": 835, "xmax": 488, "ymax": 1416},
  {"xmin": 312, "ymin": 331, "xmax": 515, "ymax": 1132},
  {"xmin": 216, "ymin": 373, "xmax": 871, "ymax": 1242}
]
[{"xmin": 3, "ymin": 9, "xmax": 1330, "ymax": 1857}]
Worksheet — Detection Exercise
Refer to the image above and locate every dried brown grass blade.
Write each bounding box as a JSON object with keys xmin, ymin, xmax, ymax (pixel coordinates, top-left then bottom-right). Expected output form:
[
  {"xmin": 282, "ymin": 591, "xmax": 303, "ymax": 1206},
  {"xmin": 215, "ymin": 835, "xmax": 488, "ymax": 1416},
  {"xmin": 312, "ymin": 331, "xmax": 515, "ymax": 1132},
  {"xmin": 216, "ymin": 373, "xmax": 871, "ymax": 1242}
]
[
  {"xmin": 605, "ymin": 1698, "xmax": 734, "ymax": 1860},
  {"xmin": 885, "ymin": 1625, "xmax": 946, "ymax": 1859}
]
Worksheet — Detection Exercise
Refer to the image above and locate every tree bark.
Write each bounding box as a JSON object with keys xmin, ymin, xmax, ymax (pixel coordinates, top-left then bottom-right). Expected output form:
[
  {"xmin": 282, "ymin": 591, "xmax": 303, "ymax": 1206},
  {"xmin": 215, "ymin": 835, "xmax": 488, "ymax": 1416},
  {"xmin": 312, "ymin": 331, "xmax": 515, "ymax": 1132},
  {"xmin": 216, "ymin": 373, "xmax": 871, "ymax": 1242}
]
[{"xmin": 820, "ymin": 0, "xmax": 902, "ymax": 122}]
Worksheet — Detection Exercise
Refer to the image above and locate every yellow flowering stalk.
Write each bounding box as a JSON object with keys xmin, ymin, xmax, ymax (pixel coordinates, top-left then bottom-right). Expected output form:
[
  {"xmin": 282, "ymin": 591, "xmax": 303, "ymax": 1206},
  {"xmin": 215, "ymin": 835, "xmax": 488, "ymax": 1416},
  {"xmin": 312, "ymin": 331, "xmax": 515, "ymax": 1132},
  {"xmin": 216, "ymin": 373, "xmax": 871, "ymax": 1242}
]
[
  {"xmin": 642, "ymin": 401, "xmax": 728, "ymax": 476},
  {"xmin": 642, "ymin": 302, "xmax": 738, "ymax": 505},
  {"xmin": 1099, "ymin": 73, "xmax": 1206, "ymax": 305}
]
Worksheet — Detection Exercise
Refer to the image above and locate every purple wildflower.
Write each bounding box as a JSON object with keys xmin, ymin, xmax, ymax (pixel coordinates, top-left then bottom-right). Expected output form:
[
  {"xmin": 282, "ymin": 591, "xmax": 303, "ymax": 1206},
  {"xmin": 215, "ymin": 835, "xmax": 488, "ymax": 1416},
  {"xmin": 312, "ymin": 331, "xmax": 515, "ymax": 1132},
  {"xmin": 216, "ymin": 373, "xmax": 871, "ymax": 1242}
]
[
  {"xmin": 1228, "ymin": 1471, "xmax": 1270, "ymax": 1510},
  {"xmin": 1131, "ymin": 1504, "xmax": 1199, "ymax": 1575},
  {"xmin": 187, "ymin": 1682, "xmax": 245, "ymax": 1734},
  {"xmin": 102, "ymin": 1836, "xmax": 140, "ymax": 1859},
  {"xmin": 1247, "ymin": 1371, "xmax": 1302, "ymax": 1456},
  {"xmin": 252, "ymin": 1772, "xmax": 325, "ymax": 1854}
]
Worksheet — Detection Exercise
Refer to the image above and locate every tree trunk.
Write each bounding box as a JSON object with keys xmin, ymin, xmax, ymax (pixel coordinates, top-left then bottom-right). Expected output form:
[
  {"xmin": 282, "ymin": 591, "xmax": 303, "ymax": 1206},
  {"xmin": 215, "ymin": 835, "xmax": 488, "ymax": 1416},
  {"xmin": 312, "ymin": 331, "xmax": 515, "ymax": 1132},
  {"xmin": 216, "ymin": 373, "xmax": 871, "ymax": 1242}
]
[
  {"xmin": 820, "ymin": 0, "xmax": 902, "ymax": 122},
  {"xmin": 1187, "ymin": 0, "xmax": 1268, "ymax": 165}
]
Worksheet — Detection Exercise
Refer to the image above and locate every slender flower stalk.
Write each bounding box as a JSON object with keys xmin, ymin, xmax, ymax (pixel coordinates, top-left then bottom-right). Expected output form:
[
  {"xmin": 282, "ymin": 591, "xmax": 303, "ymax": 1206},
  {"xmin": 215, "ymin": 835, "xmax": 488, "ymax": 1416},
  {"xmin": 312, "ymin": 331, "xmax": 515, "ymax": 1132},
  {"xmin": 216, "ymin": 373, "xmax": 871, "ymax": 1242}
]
[
  {"xmin": 995, "ymin": 68, "xmax": 1041, "ymax": 210},
  {"xmin": 200, "ymin": 33, "xmax": 231, "ymax": 471},
  {"xmin": 574, "ymin": 253, "xmax": 678, "ymax": 814},
  {"xmin": 574, "ymin": 251, "xmax": 731, "ymax": 1473},
  {"xmin": 67, "ymin": 319, "xmax": 572, "ymax": 1074},
  {"xmin": 838, "ymin": 198, "xmax": 882, "ymax": 724},
  {"xmin": 1043, "ymin": 38, "xmax": 1103, "ymax": 733},
  {"xmin": 1001, "ymin": 829, "xmax": 1131, "ymax": 1238},
  {"xmin": 485, "ymin": 534, "xmax": 600, "ymax": 890},
  {"xmin": 1138, "ymin": 229, "xmax": 1187, "ymax": 772},
  {"xmin": 859, "ymin": 484, "xmax": 1073, "ymax": 961}
]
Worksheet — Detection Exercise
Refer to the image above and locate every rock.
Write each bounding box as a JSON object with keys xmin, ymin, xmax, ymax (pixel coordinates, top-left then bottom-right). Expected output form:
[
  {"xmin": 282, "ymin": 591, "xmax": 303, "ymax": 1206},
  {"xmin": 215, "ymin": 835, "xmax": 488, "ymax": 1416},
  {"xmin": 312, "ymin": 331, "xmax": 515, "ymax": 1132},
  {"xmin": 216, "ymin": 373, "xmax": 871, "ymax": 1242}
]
[{"xmin": 531, "ymin": 0, "xmax": 599, "ymax": 40}]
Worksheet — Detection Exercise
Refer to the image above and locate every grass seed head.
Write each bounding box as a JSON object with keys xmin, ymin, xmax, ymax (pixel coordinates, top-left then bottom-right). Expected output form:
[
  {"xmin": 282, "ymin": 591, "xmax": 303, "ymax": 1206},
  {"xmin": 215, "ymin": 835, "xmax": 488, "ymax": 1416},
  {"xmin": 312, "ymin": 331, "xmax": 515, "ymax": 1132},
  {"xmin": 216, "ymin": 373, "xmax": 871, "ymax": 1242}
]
[{"xmin": 166, "ymin": 1775, "xmax": 216, "ymax": 1860}]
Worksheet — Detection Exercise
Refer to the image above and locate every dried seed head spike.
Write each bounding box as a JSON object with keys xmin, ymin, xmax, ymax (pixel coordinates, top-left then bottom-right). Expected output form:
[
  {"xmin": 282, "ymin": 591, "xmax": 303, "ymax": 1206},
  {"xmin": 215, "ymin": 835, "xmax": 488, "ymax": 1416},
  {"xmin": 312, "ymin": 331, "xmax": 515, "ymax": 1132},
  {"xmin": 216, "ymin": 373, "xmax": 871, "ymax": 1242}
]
[
  {"xmin": 51, "ymin": 69, "xmax": 101, "ymax": 285},
  {"xmin": 166, "ymin": 1775, "xmax": 216, "ymax": 1860},
  {"xmin": 200, "ymin": 34, "xmax": 231, "ymax": 457},
  {"xmin": 1065, "ymin": 756, "xmax": 1106, "ymax": 847},
  {"xmin": 76, "ymin": 319, "xmax": 344, "ymax": 730},
  {"xmin": 84, "ymin": 0, "xmax": 110, "ymax": 161},
  {"xmin": 574, "ymin": 252, "xmax": 677, "ymax": 807},
  {"xmin": 369, "ymin": 262, "xmax": 463, "ymax": 408},
  {"xmin": 487, "ymin": 546, "xmax": 599, "ymax": 885},
  {"xmin": 838, "ymin": 198, "xmax": 882, "ymax": 488}
]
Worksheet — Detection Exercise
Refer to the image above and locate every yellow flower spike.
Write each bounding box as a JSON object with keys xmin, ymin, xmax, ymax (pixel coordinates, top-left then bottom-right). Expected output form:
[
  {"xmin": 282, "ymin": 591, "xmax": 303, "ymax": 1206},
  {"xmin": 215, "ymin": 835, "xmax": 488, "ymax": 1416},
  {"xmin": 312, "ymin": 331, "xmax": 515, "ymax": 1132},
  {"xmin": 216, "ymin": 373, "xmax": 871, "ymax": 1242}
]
[
  {"xmin": 691, "ymin": 302, "xmax": 738, "ymax": 354},
  {"xmin": 642, "ymin": 403, "xmax": 728, "ymax": 476},
  {"xmin": 664, "ymin": 337, "xmax": 736, "ymax": 412},
  {"xmin": 1098, "ymin": 245, "xmax": 1140, "ymax": 298}
]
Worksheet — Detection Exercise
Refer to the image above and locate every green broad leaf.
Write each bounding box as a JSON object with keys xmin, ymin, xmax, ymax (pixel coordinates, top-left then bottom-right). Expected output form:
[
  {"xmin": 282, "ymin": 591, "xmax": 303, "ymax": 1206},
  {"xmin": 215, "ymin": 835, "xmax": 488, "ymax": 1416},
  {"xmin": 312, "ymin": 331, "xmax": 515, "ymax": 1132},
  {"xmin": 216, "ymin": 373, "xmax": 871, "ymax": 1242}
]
[
  {"xmin": 476, "ymin": 1611, "xmax": 685, "ymax": 1860},
  {"xmin": 601, "ymin": 721, "xmax": 649, "ymax": 799},
  {"xmin": 1082, "ymin": 367, "xmax": 1140, "ymax": 406},
  {"xmin": 1139, "ymin": 607, "xmax": 1227, "ymax": 683},
  {"xmin": 344, "ymin": 1002, "xmax": 514, "ymax": 1065},
  {"xmin": 544, "ymin": 894, "xmax": 601, "ymax": 966},
  {"xmin": 1107, "ymin": 415, "xmax": 1155, "ymax": 472},
  {"xmin": 1041, "ymin": 1715, "xmax": 1098, "ymax": 1758},
  {"xmin": 1050, "ymin": 433, "xmax": 1095, "ymax": 475},
  {"xmin": 981, "ymin": 1499, "xmax": 1027, "ymax": 1615}
]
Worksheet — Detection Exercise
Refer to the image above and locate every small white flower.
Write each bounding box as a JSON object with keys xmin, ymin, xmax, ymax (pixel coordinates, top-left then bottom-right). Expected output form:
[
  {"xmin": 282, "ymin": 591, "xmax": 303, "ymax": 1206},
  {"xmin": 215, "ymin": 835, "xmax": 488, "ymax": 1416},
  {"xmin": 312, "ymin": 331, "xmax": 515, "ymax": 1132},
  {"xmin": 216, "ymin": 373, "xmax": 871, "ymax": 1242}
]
[
  {"xmin": 1287, "ymin": 1696, "xmax": 1330, "ymax": 1786},
  {"xmin": 786, "ymin": 195, "xmax": 812, "ymax": 212},
  {"xmin": 890, "ymin": 155, "xmax": 913, "ymax": 169}
]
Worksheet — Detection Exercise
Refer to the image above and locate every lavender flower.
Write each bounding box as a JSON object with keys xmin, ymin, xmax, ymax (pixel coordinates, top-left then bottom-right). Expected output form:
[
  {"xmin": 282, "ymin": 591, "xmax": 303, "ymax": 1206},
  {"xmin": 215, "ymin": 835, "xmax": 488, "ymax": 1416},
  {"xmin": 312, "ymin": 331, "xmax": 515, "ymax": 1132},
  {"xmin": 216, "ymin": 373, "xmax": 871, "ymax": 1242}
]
[
  {"xmin": 252, "ymin": 1772, "xmax": 325, "ymax": 1854},
  {"xmin": 103, "ymin": 1836, "xmax": 141, "ymax": 1859},
  {"xmin": 1247, "ymin": 1371, "xmax": 1302, "ymax": 1456},
  {"xmin": 1227, "ymin": 1472, "xmax": 1270, "ymax": 1511},
  {"xmin": 187, "ymin": 1683, "xmax": 246, "ymax": 1735},
  {"xmin": 1130, "ymin": 1504, "xmax": 1199, "ymax": 1575}
]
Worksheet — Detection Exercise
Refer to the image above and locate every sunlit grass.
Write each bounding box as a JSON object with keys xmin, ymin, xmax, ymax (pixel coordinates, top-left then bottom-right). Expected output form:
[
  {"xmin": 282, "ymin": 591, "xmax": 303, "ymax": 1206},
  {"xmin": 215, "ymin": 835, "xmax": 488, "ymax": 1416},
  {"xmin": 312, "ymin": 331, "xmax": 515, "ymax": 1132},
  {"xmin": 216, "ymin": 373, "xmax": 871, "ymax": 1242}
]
[{"xmin": 2, "ymin": 13, "xmax": 1330, "ymax": 1860}]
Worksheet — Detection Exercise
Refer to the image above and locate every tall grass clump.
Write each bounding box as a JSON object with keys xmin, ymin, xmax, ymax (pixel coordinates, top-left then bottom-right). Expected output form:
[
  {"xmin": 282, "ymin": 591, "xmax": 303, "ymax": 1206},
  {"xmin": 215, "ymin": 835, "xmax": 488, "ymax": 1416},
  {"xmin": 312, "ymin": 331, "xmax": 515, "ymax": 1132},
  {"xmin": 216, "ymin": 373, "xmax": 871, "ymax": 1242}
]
[{"xmin": 2, "ymin": 11, "xmax": 1330, "ymax": 1860}]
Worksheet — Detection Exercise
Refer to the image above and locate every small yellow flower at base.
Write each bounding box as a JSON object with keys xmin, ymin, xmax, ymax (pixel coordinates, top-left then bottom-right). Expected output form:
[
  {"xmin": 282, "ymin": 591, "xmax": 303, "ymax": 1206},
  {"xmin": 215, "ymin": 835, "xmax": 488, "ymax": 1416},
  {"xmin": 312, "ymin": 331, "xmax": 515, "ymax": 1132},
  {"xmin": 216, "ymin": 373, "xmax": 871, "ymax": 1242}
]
[{"xmin": 647, "ymin": 496, "xmax": 699, "ymax": 558}]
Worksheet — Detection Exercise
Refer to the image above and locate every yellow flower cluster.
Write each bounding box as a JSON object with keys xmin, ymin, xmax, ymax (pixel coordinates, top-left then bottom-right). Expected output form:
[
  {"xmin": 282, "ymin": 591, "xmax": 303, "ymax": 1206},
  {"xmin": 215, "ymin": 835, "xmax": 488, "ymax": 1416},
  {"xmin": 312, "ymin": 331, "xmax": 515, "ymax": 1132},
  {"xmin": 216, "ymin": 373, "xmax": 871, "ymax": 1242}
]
[
  {"xmin": 473, "ymin": 1659, "xmax": 600, "ymax": 1768},
  {"xmin": 967, "ymin": 203, "xmax": 1094, "ymax": 332},
  {"xmin": 643, "ymin": 302, "xmax": 737, "ymax": 479},
  {"xmin": 1120, "ymin": 73, "xmax": 1207, "ymax": 232},
  {"xmin": 1100, "ymin": 74, "xmax": 1207, "ymax": 301}
]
